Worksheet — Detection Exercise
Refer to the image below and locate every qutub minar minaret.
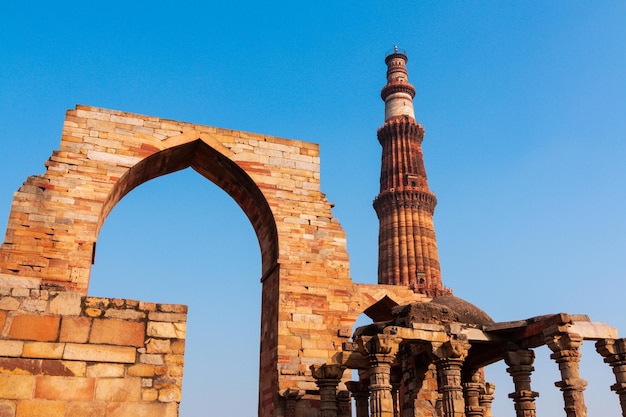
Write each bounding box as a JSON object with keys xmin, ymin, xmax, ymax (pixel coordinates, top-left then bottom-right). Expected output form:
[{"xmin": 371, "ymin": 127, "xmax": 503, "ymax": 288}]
[{"xmin": 374, "ymin": 46, "xmax": 451, "ymax": 297}]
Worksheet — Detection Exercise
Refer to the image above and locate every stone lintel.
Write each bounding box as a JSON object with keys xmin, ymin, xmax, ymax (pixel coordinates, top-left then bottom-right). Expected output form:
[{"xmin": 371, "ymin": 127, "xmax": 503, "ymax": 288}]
[{"xmin": 568, "ymin": 322, "xmax": 618, "ymax": 340}]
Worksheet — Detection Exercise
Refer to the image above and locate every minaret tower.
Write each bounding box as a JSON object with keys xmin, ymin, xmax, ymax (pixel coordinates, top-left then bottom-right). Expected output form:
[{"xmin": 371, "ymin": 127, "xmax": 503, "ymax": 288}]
[{"xmin": 373, "ymin": 47, "xmax": 450, "ymax": 297}]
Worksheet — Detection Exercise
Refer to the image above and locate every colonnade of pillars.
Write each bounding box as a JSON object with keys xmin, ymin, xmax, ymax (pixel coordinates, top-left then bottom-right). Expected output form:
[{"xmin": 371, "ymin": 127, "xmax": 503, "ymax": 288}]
[{"xmin": 295, "ymin": 335, "xmax": 626, "ymax": 417}]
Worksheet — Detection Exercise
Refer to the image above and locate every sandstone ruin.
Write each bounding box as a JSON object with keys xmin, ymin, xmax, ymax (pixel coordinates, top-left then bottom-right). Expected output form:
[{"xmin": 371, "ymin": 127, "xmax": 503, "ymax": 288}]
[{"xmin": 0, "ymin": 49, "xmax": 624, "ymax": 417}]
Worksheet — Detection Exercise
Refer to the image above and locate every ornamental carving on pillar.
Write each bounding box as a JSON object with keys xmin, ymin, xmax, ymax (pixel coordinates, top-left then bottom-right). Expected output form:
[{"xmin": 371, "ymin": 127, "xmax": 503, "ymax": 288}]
[
  {"xmin": 596, "ymin": 338, "xmax": 626, "ymax": 417},
  {"xmin": 545, "ymin": 332, "xmax": 588, "ymax": 417},
  {"xmin": 429, "ymin": 339, "xmax": 471, "ymax": 417},
  {"xmin": 504, "ymin": 346, "xmax": 539, "ymax": 417}
]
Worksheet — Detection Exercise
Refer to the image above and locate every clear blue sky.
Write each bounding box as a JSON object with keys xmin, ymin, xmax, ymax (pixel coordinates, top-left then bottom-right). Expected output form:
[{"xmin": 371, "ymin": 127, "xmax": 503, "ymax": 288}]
[{"xmin": 1, "ymin": 1, "xmax": 625, "ymax": 415}]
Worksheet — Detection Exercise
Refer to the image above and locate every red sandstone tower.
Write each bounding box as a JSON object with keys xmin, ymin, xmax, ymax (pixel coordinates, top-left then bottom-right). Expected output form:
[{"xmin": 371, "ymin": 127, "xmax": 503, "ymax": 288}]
[{"xmin": 373, "ymin": 47, "xmax": 450, "ymax": 297}]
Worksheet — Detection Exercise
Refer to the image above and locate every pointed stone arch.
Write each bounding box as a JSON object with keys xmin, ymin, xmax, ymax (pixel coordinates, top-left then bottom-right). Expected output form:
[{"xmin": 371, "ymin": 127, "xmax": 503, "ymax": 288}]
[{"xmin": 98, "ymin": 139, "xmax": 279, "ymax": 274}]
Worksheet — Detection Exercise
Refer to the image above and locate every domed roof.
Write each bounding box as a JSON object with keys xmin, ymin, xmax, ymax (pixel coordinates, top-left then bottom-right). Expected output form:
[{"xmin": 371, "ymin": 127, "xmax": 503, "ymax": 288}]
[{"xmin": 391, "ymin": 295, "xmax": 494, "ymax": 328}]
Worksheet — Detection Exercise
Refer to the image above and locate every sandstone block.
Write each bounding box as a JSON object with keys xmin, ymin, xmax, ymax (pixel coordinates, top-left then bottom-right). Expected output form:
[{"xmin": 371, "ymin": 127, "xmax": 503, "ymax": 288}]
[
  {"xmin": 146, "ymin": 322, "xmax": 174, "ymax": 338},
  {"xmin": 139, "ymin": 354, "xmax": 163, "ymax": 365},
  {"xmin": 0, "ymin": 358, "xmax": 40, "ymax": 375},
  {"xmin": 65, "ymin": 402, "xmax": 106, "ymax": 417},
  {"xmin": 34, "ymin": 376, "xmax": 95, "ymax": 401},
  {"xmin": 15, "ymin": 400, "xmax": 66, "ymax": 417},
  {"xmin": 0, "ymin": 375, "xmax": 34, "ymax": 399},
  {"xmin": 89, "ymin": 319, "xmax": 145, "ymax": 347},
  {"xmin": 86, "ymin": 363, "xmax": 125, "ymax": 378},
  {"xmin": 95, "ymin": 377, "xmax": 141, "ymax": 402},
  {"xmin": 126, "ymin": 364, "xmax": 155, "ymax": 377},
  {"xmin": 147, "ymin": 312, "xmax": 186, "ymax": 322},
  {"xmin": 106, "ymin": 402, "xmax": 177, "ymax": 417},
  {"xmin": 142, "ymin": 388, "xmax": 158, "ymax": 401},
  {"xmin": 0, "ymin": 341, "xmax": 23, "ymax": 357},
  {"xmin": 158, "ymin": 388, "xmax": 181, "ymax": 403},
  {"xmin": 170, "ymin": 340, "xmax": 185, "ymax": 355},
  {"xmin": 63, "ymin": 344, "xmax": 136, "ymax": 363},
  {"xmin": 0, "ymin": 401, "xmax": 15, "ymax": 417},
  {"xmin": 8, "ymin": 315, "xmax": 60, "ymax": 342},
  {"xmin": 59, "ymin": 316, "xmax": 91, "ymax": 343},
  {"xmin": 40, "ymin": 360, "xmax": 81, "ymax": 377},
  {"xmin": 49, "ymin": 292, "xmax": 82, "ymax": 316},
  {"xmin": 104, "ymin": 308, "xmax": 145, "ymax": 320},
  {"xmin": 163, "ymin": 355, "xmax": 184, "ymax": 366},
  {"xmin": 0, "ymin": 298, "xmax": 19, "ymax": 311},
  {"xmin": 84, "ymin": 308, "xmax": 103, "ymax": 317},
  {"xmin": 146, "ymin": 338, "xmax": 170, "ymax": 354},
  {"xmin": 156, "ymin": 304, "xmax": 187, "ymax": 314},
  {"xmin": 22, "ymin": 343, "xmax": 64, "ymax": 359}
]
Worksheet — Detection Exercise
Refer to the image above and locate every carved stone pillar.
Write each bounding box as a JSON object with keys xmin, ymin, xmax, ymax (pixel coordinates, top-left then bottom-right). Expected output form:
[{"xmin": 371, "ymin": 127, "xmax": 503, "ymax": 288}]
[
  {"xmin": 311, "ymin": 364, "xmax": 346, "ymax": 417},
  {"xmin": 504, "ymin": 347, "xmax": 538, "ymax": 417},
  {"xmin": 337, "ymin": 390, "xmax": 351, "ymax": 417},
  {"xmin": 358, "ymin": 334, "xmax": 400, "ymax": 417},
  {"xmin": 478, "ymin": 382, "xmax": 495, "ymax": 417},
  {"xmin": 463, "ymin": 369, "xmax": 484, "ymax": 417},
  {"xmin": 347, "ymin": 380, "xmax": 370, "ymax": 417},
  {"xmin": 596, "ymin": 338, "xmax": 626, "ymax": 416},
  {"xmin": 282, "ymin": 388, "xmax": 304, "ymax": 417},
  {"xmin": 391, "ymin": 369, "xmax": 402, "ymax": 417},
  {"xmin": 545, "ymin": 332, "xmax": 587, "ymax": 417},
  {"xmin": 431, "ymin": 339, "xmax": 471, "ymax": 417}
]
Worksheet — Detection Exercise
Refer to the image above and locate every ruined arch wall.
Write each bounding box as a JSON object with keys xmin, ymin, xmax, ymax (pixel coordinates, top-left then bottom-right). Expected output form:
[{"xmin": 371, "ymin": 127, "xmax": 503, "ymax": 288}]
[{"xmin": 0, "ymin": 105, "xmax": 425, "ymax": 416}]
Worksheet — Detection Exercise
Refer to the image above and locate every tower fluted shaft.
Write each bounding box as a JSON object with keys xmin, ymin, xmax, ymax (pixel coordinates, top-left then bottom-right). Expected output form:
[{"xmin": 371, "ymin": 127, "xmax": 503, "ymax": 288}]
[{"xmin": 373, "ymin": 49, "xmax": 450, "ymax": 297}]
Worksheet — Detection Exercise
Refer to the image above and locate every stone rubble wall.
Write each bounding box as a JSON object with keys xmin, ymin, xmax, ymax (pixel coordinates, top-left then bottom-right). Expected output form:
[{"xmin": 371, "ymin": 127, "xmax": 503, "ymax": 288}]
[{"xmin": 0, "ymin": 285, "xmax": 186, "ymax": 417}]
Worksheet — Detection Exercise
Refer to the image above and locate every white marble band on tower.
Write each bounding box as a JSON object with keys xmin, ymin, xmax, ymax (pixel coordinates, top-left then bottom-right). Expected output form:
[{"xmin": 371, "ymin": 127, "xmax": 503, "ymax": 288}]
[{"xmin": 382, "ymin": 48, "xmax": 416, "ymax": 121}]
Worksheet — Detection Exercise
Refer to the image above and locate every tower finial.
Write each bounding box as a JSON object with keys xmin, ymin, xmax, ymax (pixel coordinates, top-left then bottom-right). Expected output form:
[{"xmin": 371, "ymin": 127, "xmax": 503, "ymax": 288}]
[{"xmin": 393, "ymin": 44, "xmax": 398, "ymax": 53}]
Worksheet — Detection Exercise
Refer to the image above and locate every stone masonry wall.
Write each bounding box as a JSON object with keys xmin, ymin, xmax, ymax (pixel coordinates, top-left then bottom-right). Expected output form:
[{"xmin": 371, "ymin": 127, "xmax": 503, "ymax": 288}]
[{"xmin": 0, "ymin": 286, "xmax": 186, "ymax": 417}]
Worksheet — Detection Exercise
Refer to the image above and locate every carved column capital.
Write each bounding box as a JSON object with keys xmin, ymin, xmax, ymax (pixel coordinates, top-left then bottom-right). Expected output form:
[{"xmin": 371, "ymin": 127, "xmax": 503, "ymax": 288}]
[
  {"xmin": 430, "ymin": 338, "xmax": 471, "ymax": 417},
  {"xmin": 311, "ymin": 364, "xmax": 345, "ymax": 417},
  {"xmin": 596, "ymin": 338, "xmax": 626, "ymax": 416},
  {"xmin": 479, "ymin": 382, "xmax": 496, "ymax": 417},
  {"xmin": 311, "ymin": 363, "xmax": 346, "ymax": 381},
  {"xmin": 504, "ymin": 346, "xmax": 538, "ymax": 417},
  {"xmin": 357, "ymin": 333, "xmax": 400, "ymax": 360},
  {"xmin": 281, "ymin": 388, "xmax": 304, "ymax": 417},
  {"xmin": 430, "ymin": 338, "xmax": 471, "ymax": 362},
  {"xmin": 544, "ymin": 332, "xmax": 587, "ymax": 417},
  {"xmin": 356, "ymin": 334, "xmax": 400, "ymax": 417}
]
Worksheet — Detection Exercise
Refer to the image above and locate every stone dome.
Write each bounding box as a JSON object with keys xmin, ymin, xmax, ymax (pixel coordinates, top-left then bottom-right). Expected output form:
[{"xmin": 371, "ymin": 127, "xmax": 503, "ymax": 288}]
[{"xmin": 391, "ymin": 295, "xmax": 494, "ymax": 328}]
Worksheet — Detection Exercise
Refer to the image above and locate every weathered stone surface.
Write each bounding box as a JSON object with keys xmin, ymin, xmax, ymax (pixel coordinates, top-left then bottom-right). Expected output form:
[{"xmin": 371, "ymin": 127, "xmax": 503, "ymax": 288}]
[
  {"xmin": 85, "ymin": 363, "xmax": 125, "ymax": 378},
  {"xmin": 146, "ymin": 322, "xmax": 185, "ymax": 339},
  {"xmin": 0, "ymin": 341, "xmax": 23, "ymax": 357},
  {"xmin": 95, "ymin": 378, "xmax": 141, "ymax": 402},
  {"xmin": 65, "ymin": 402, "xmax": 106, "ymax": 417},
  {"xmin": 0, "ymin": 401, "xmax": 15, "ymax": 417},
  {"xmin": 59, "ymin": 316, "xmax": 91, "ymax": 343},
  {"xmin": 63, "ymin": 344, "xmax": 136, "ymax": 363},
  {"xmin": 89, "ymin": 319, "xmax": 145, "ymax": 347},
  {"xmin": 34, "ymin": 376, "xmax": 95, "ymax": 401},
  {"xmin": 15, "ymin": 400, "xmax": 66, "ymax": 417},
  {"xmin": 0, "ymin": 298, "xmax": 19, "ymax": 311},
  {"xmin": 49, "ymin": 292, "xmax": 82, "ymax": 316},
  {"xmin": 105, "ymin": 402, "xmax": 177, "ymax": 417},
  {"xmin": 0, "ymin": 358, "xmax": 39, "ymax": 375},
  {"xmin": 0, "ymin": 375, "xmax": 34, "ymax": 399},
  {"xmin": 8, "ymin": 315, "xmax": 60, "ymax": 342},
  {"xmin": 127, "ymin": 364, "xmax": 155, "ymax": 377},
  {"xmin": 22, "ymin": 343, "xmax": 64, "ymax": 359}
]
